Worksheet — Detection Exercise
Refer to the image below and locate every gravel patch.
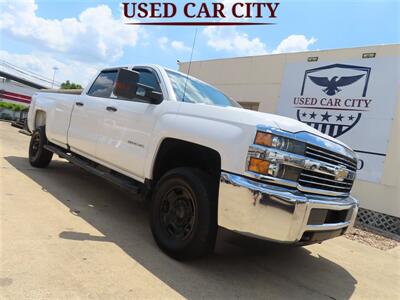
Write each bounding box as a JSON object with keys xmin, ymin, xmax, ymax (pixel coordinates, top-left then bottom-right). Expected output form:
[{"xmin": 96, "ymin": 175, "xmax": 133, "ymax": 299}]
[{"xmin": 345, "ymin": 225, "xmax": 399, "ymax": 251}]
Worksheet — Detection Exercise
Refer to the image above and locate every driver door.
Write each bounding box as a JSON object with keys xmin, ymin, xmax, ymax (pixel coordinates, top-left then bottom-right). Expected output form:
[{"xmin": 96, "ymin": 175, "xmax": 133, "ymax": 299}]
[{"xmin": 96, "ymin": 68, "xmax": 164, "ymax": 180}]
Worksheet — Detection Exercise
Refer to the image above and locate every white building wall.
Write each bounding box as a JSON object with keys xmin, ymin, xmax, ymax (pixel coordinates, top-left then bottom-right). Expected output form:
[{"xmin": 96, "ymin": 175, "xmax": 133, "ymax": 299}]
[{"xmin": 179, "ymin": 44, "xmax": 400, "ymax": 218}]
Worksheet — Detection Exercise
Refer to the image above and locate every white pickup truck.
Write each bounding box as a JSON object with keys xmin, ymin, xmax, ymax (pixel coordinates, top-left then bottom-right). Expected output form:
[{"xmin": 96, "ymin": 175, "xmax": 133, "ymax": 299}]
[{"xmin": 27, "ymin": 65, "xmax": 359, "ymax": 259}]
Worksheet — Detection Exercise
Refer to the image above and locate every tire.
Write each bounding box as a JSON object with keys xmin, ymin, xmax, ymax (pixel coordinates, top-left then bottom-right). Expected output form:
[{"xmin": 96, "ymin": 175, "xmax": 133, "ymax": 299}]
[
  {"xmin": 150, "ymin": 167, "xmax": 218, "ymax": 260},
  {"xmin": 29, "ymin": 126, "xmax": 53, "ymax": 168}
]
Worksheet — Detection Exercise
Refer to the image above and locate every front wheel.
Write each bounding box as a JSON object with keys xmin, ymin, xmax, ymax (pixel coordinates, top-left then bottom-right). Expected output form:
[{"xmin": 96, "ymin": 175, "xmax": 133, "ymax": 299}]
[
  {"xmin": 150, "ymin": 167, "xmax": 218, "ymax": 260},
  {"xmin": 29, "ymin": 126, "xmax": 53, "ymax": 168}
]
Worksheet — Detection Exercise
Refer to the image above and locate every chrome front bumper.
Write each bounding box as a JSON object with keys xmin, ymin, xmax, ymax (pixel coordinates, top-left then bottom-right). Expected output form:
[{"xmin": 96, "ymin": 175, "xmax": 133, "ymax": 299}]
[{"xmin": 218, "ymin": 172, "xmax": 358, "ymax": 243}]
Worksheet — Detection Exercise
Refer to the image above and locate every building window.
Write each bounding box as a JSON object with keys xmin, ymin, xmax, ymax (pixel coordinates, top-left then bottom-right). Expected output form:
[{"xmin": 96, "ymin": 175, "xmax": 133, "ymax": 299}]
[{"xmin": 238, "ymin": 102, "xmax": 260, "ymax": 111}]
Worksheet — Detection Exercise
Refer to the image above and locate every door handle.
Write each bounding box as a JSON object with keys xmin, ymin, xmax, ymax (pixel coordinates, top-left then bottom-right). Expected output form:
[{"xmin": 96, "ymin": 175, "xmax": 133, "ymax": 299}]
[
  {"xmin": 106, "ymin": 106, "xmax": 117, "ymax": 112},
  {"xmin": 76, "ymin": 102, "xmax": 84, "ymax": 106}
]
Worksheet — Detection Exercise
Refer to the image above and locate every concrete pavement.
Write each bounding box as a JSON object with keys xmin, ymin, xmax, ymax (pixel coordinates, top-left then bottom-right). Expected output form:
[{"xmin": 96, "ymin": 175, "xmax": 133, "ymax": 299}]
[{"xmin": 1, "ymin": 122, "xmax": 399, "ymax": 299}]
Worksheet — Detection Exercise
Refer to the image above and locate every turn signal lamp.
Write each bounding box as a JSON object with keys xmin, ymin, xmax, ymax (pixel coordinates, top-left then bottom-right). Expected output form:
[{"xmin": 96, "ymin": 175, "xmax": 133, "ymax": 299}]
[
  {"xmin": 248, "ymin": 157, "xmax": 270, "ymax": 175},
  {"xmin": 255, "ymin": 132, "xmax": 272, "ymax": 147}
]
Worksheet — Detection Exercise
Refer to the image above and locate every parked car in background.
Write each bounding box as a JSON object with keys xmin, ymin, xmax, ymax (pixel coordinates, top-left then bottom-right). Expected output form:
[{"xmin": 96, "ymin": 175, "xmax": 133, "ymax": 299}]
[{"xmin": 11, "ymin": 106, "xmax": 29, "ymax": 129}]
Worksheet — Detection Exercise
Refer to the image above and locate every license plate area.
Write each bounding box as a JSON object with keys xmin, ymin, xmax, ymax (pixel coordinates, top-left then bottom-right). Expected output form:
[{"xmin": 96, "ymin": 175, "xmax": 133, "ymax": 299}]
[{"xmin": 300, "ymin": 228, "xmax": 346, "ymax": 243}]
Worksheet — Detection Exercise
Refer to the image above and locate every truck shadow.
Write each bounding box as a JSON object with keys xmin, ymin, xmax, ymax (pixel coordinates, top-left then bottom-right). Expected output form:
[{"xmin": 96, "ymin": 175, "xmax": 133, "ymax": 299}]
[{"xmin": 6, "ymin": 156, "xmax": 357, "ymax": 299}]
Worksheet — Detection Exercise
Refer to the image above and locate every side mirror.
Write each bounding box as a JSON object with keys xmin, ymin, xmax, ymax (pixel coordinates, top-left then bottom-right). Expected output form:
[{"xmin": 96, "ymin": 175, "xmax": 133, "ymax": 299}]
[
  {"xmin": 113, "ymin": 68, "xmax": 163, "ymax": 104},
  {"xmin": 113, "ymin": 69, "xmax": 140, "ymax": 99},
  {"xmin": 149, "ymin": 90, "xmax": 163, "ymax": 104}
]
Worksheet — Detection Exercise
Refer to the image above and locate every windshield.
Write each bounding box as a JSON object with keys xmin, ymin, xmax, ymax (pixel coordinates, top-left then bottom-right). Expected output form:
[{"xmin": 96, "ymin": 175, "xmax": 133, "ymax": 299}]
[{"xmin": 166, "ymin": 70, "xmax": 241, "ymax": 108}]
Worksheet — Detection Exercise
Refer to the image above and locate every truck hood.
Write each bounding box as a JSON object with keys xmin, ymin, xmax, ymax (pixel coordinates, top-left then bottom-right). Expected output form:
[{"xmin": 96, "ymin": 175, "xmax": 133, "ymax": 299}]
[{"xmin": 179, "ymin": 103, "xmax": 351, "ymax": 150}]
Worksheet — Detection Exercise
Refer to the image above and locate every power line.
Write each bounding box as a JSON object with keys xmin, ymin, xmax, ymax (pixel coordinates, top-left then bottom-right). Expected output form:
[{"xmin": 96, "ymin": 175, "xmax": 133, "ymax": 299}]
[
  {"xmin": 0, "ymin": 59, "xmax": 61, "ymax": 86},
  {"xmin": 0, "ymin": 60, "xmax": 60, "ymax": 85},
  {"xmin": 0, "ymin": 59, "xmax": 56, "ymax": 83}
]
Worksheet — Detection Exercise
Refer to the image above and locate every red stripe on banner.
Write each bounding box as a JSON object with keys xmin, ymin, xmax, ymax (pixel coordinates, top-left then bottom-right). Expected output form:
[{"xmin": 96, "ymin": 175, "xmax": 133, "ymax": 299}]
[
  {"xmin": 1, "ymin": 91, "xmax": 32, "ymax": 100},
  {"xmin": 0, "ymin": 90, "xmax": 32, "ymax": 104},
  {"xmin": 0, "ymin": 94, "xmax": 31, "ymax": 104},
  {"xmin": 126, "ymin": 21, "xmax": 275, "ymax": 26}
]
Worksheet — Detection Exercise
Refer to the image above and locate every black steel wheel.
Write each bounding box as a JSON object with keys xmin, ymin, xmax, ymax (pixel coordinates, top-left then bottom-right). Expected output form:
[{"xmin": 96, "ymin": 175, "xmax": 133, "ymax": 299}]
[
  {"xmin": 151, "ymin": 167, "xmax": 217, "ymax": 260},
  {"xmin": 29, "ymin": 126, "xmax": 53, "ymax": 168},
  {"xmin": 159, "ymin": 185, "xmax": 197, "ymax": 241}
]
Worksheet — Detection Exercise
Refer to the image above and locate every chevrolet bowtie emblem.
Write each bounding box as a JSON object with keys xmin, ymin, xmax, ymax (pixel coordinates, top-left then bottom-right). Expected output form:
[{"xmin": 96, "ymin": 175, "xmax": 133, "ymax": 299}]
[{"xmin": 335, "ymin": 166, "xmax": 349, "ymax": 182}]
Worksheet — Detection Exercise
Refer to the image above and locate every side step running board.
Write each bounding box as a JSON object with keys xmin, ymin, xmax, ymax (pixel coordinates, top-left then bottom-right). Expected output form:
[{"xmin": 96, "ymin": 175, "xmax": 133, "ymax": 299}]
[
  {"xmin": 44, "ymin": 144, "xmax": 142, "ymax": 195},
  {"xmin": 18, "ymin": 129, "xmax": 32, "ymax": 136}
]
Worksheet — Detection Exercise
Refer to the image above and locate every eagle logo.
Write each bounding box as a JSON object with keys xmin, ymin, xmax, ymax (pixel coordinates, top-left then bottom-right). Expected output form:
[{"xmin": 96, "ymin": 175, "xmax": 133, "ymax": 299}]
[
  {"xmin": 308, "ymin": 74, "xmax": 365, "ymax": 96},
  {"xmin": 296, "ymin": 63, "xmax": 372, "ymax": 138},
  {"xmin": 300, "ymin": 63, "xmax": 371, "ymax": 97}
]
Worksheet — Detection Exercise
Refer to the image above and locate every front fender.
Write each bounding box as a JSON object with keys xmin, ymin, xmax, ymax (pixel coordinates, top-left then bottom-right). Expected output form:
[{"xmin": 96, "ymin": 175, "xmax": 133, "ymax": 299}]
[{"xmin": 144, "ymin": 112, "xmax": 256, "ymax": 179}]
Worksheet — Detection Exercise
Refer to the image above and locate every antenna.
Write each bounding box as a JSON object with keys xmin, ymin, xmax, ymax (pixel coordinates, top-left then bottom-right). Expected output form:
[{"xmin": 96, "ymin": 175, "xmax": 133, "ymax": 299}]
[{"xmin": 182, "ymin": 28, "xmax": 198, "ymax": 102}]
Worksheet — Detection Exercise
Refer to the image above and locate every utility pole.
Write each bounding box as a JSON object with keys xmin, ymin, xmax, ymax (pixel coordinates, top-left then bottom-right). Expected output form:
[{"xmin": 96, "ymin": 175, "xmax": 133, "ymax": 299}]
[{"xmin": 52, "ymin": 67, "xmax": 59, "ymax": 88}]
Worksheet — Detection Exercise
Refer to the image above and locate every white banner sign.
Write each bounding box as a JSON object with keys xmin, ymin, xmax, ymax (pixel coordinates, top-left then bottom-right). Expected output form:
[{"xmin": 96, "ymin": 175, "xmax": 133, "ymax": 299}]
[{"xmin": 277, "ymin": 57, "xmax": 399, "ymax": 183}]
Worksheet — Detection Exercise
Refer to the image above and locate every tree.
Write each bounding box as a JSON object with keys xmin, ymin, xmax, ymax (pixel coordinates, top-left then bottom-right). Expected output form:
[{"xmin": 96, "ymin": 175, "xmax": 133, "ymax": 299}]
[{"xmin": 60, "ymin": 80, "xmax": 82, "ymax": 89}]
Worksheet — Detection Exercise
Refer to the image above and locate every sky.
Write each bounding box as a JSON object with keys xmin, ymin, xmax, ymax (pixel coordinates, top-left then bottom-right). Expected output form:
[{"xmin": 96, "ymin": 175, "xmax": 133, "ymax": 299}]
[{"xmin": 0, "ymin": 0, "xmax": 399, "ymax": 86}]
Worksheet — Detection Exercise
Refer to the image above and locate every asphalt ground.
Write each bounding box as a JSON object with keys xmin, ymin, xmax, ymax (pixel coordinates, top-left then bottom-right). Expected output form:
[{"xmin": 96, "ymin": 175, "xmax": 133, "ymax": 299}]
[{"xmin": 1, "ymin": 122, "xmax": 399, "ymax": 299}]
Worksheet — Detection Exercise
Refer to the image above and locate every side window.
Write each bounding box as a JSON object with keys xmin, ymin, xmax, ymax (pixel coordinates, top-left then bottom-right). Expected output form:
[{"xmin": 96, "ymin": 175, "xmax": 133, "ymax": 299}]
[
  {"xmin": 87, "ymin": 71, "xmax": 118, "ymax": 98},
  {"xmin": 133, "ymin": 69, "xmax": 162, "ymax": 92}
]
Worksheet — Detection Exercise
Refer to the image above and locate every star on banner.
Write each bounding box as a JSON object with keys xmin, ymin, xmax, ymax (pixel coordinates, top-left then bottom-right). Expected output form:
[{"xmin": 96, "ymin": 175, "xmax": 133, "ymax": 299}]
[
  {"xmin": 321, "ymin": 111, "xmax": 332, "ymax": 122},
  {"xmin": 336, "ymin": 114, "xmax": 344, "ymax": 122}
]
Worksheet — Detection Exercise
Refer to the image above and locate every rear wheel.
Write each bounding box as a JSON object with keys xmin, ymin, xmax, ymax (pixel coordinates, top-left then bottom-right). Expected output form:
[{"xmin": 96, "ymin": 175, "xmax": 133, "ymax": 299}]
[
  {"xmin": 150, "ymin": 167, "xmax": 218, "ymax": 260},
  {"xmin": 29, "ymin": 126, "xmax": 53, "ymax": 168}
]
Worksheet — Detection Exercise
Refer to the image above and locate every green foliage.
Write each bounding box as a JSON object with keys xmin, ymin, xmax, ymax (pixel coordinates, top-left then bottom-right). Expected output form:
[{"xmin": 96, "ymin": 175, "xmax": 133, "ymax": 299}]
[
  {"xmin": 0, "ymin": 101, "xmax": 26, "ymax": 111},
  {"xmin": 60, "ymin": 80, "xmax": 82, "ymax": 90}
]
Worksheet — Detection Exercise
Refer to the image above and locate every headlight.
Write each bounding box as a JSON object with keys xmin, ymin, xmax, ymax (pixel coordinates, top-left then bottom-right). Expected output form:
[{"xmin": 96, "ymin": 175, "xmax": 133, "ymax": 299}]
[
  {"xmin": 249, "ymin": 131, "xmax": 304, "ymax": 180},
  {"xmin": 254, "ymin": 131, "xmax": 306, "ymax": 155}
]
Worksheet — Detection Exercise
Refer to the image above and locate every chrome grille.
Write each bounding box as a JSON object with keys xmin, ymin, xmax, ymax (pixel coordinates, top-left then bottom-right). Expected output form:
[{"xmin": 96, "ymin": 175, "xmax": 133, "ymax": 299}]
[
  {"xmin": 299, "ymin": 144, "xmax": 357, "ymax": 194},
  {"xmin": 305, "ymin": 145, "xmax": 357, "ymax": 171}
]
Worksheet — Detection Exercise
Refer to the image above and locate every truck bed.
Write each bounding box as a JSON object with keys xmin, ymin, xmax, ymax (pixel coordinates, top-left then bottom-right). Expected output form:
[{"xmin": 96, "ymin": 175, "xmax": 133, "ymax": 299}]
[{"xmin": 40, "ymin": 89, "xmax": 83, "ymax": 95}]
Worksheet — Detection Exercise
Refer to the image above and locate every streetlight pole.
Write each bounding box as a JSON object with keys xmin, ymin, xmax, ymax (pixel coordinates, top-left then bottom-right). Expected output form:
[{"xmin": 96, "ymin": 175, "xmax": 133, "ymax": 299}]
[{"xmin": 52, "ymin": 67, "xmax": 59, "ymax": 88}]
